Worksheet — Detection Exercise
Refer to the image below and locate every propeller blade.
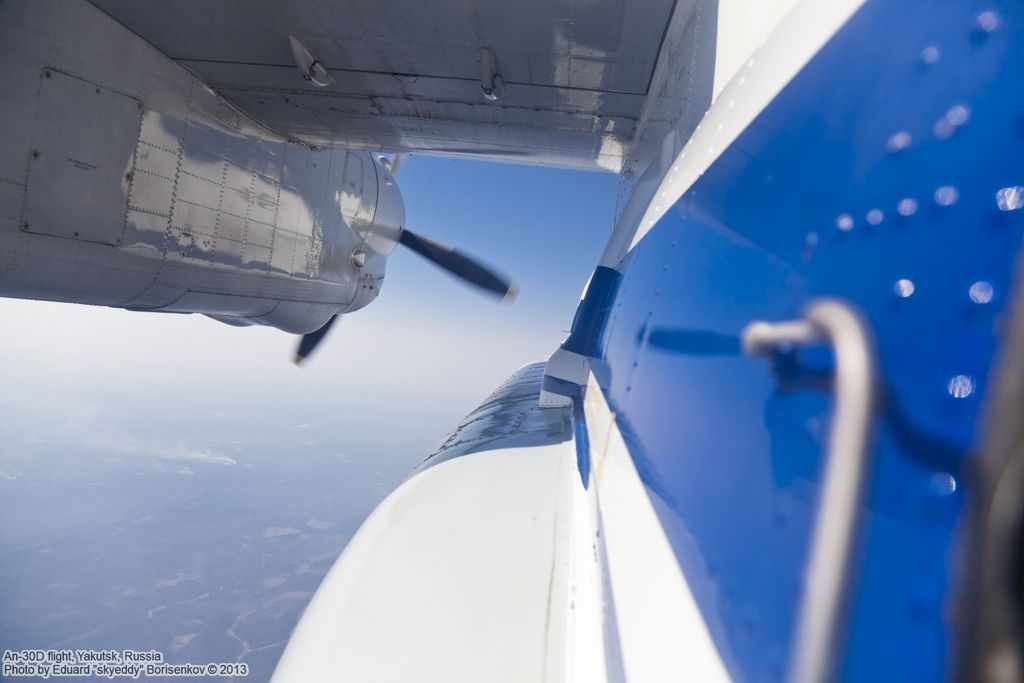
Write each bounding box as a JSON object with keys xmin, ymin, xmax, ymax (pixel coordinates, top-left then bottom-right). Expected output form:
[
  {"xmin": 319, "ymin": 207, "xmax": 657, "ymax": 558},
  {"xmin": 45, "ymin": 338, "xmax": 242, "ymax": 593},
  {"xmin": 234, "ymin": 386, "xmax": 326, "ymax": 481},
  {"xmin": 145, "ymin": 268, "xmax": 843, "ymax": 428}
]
[
  {"xmin": 389, "ymin": 153, "xmax": 408, "ymax": 176},
  {"xmin": 294, "ymin": 314, "xmax": 339, "ymax": 365},
  {"xmin": 398, "ymin": 229, "xmax": 517, "ymax": 301}
]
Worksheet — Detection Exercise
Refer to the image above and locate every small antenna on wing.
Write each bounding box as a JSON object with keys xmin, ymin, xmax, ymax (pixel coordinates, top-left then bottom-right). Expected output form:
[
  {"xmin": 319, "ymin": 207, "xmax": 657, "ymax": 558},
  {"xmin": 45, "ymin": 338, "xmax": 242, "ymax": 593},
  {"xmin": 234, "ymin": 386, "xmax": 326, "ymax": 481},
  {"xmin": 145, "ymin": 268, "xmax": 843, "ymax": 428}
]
[
  {"xmin": 288, "ymin": 36, "xmax": 335, "ymax": 88},
  {"xmin": 478, "ymin": 47, "xmax": 505, "ymax": 102}
]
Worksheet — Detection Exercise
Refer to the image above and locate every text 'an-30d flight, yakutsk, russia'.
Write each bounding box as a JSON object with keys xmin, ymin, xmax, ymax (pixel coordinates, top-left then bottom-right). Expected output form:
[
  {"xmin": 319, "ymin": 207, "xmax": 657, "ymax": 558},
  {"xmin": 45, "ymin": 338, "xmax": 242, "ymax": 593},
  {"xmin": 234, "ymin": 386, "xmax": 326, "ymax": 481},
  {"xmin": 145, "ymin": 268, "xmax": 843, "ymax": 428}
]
[{"xmin": 1, "ymin": 0, "xmax": 1023, "ymax": 681}]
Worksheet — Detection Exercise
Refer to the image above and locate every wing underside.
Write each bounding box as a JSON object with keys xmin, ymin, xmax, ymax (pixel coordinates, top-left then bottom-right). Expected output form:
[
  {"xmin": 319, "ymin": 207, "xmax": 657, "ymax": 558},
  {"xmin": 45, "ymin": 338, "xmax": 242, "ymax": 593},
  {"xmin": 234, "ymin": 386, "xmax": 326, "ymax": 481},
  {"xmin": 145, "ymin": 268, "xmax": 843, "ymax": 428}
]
[{"xmin": 88, "ymin": 0, "xmax": 682, "ymax": 172}]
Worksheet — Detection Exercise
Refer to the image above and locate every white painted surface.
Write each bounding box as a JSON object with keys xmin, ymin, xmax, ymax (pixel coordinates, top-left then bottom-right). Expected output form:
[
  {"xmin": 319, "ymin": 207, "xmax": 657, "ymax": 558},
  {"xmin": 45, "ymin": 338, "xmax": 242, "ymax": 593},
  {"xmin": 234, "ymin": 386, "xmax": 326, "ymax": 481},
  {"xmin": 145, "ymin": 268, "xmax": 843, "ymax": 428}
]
[
  {"xmin": 272, "ymin": 439, "xmax": 605, "ymax": 683},
  {"xmin": 274, "ymin": 362, "xmax": 736, "ymax": 682},
  {"xmin": 539, "ymin": 346, "xmax": 590, "ymax": 407},
  {"xmin": 712, "ymin": 0, "xmax": 802, "ymax": 100},
  {"xmin": 585, "ymin": 373, "xmax": 732, "ymax": 683},
  {"xmin": 626, "ymin": 0, "xmax": 866, "ymax": 255}
]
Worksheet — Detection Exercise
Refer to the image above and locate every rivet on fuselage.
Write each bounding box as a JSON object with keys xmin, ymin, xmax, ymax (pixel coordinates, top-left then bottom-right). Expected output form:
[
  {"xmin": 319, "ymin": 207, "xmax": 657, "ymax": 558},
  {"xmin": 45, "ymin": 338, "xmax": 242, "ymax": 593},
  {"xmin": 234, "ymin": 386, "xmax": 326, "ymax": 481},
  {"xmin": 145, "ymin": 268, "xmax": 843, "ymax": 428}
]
[
  {"xmin": 947, "ymin": 374, "xmax": 976, "ymax": 399},
  {"xmin": 920, "ymin": 46, "xmax": 940, "ymax": 65},
  {"xmin": 886, "ymin": 132, "xmax": 912, "ymax": 152},
  {"xmin": 894, "ymin": 279, "xmax": 915, "ymax": 298},
  {"xmin": 897, "ymin": 198, "xmax": 919, "ymax": 217},
  {"xmin": 996, "ymin": 187, "xmax": 1024, "ymax": 212},
  {"xmin": 976, "ymin": 11, "xmax": 1000, "ymax": 33},
  {"xmin": 969, "ymin": 281, "xmax": 994, "ymax": 304},
  {"xmin": 934, "ymin": 186, "xmax": 959, "ymax": 207}
]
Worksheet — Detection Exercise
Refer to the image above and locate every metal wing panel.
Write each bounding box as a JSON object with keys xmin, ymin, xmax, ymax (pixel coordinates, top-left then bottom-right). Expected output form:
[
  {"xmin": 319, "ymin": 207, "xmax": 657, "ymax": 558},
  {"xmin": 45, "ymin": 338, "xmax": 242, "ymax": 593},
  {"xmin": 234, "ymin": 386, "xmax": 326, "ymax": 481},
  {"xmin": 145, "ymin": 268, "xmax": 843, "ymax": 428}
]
[
  {"xmin": 87, "ymin": 0, "xmax": 679, "ymax": 170},
  {"xmin": 23, "ymin": 69, "xmax": 143, "ymax": 246}
]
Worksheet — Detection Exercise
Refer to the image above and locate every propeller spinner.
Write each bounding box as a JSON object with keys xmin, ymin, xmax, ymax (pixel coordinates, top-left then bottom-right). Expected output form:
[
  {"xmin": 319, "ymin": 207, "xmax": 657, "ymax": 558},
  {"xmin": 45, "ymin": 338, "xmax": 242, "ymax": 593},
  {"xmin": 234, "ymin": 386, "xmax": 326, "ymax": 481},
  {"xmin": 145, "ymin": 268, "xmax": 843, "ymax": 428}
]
[{"xmin": 294, "ymin": 157, "xmax": 517, "ymax": 365}]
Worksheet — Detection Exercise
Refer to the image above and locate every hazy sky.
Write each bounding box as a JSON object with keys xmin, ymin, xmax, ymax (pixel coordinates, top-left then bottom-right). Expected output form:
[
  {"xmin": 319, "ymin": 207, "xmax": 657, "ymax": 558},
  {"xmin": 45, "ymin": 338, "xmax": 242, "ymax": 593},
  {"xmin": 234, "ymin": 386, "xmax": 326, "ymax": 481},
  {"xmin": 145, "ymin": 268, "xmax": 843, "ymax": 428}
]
[
  {"xmin": 0, "ymin": 154, "xmax": 618, "ymax": 535},
  {"xmin": 0, "ymin": 156, "xmax": 617, "ymax": 462},
  {"xmin": 0, "ymin": 157, "xmax": 619, "ymax": 673}
]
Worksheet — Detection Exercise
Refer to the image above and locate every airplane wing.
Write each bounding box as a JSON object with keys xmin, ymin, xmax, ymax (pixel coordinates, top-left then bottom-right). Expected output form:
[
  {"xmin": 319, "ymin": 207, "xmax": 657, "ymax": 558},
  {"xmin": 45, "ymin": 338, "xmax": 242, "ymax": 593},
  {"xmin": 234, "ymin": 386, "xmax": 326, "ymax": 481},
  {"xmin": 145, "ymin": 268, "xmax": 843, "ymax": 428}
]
[
  {"xmin": 86, "ymin": 0, "xmax": 672, "ymax": 171},
  {"xmin": 9, "ymin": 0, "xmax": 1015, "ymax": 680},
  {"xmin": 268, "ymin": 0, "xmax": 1024, "ymax": 680},
  {"xmin": 271, "ymin": 362, "xmax": 731, "ymax": 682},
  {"xmin": 85, "ymin": 0, "xmax": 789, "ymax": 175}
]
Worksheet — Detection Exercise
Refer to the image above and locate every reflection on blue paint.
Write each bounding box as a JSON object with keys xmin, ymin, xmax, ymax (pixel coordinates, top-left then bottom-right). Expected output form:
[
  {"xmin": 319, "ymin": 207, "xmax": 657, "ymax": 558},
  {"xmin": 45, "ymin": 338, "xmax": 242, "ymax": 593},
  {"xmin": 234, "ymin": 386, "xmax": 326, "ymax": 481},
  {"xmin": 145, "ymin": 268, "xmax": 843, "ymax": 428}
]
[
  {"xmin": 590, "ymin": 0, "xmax": 1024, "ymax": 679},
  {"xmin": 563, "ymin": 266, "xmax": 623, "ymax": 357}
]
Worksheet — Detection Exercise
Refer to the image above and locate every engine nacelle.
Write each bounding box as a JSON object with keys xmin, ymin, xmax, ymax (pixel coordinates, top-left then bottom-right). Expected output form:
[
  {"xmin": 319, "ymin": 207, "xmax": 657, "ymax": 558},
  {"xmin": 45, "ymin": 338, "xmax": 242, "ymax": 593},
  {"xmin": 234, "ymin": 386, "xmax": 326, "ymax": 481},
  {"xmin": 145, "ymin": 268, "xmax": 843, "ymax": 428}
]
[{"xmin": 337, "ymin": 151, "xmax": 404, "ymax": 258}]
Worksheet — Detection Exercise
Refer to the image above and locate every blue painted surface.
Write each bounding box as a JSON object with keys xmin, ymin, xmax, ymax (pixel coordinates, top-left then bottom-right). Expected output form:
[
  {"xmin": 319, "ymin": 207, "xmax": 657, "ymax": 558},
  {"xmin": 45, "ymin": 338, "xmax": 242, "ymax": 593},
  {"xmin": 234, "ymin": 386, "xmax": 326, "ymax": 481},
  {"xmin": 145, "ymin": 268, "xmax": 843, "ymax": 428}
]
[
  {"xmin": 592, "ymin": 0, "xmax": 1024, "ymax": 680},
  {"xmin": 572, "ymin": 393, "xmax": 592, "ymax": 488},
  {"xmin": 562, "ymin": 265, "xmax": 623, "ymax": 357}
]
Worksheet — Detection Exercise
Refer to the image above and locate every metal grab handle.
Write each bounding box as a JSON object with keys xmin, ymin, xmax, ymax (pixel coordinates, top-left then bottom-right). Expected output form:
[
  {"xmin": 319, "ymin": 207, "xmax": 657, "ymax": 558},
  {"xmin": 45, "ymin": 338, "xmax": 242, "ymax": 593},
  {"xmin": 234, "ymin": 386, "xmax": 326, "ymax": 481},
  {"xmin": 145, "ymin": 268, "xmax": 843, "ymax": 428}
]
[{"xmin": 742, "ymin": 299, "xmax": 879, "ymax": 683}]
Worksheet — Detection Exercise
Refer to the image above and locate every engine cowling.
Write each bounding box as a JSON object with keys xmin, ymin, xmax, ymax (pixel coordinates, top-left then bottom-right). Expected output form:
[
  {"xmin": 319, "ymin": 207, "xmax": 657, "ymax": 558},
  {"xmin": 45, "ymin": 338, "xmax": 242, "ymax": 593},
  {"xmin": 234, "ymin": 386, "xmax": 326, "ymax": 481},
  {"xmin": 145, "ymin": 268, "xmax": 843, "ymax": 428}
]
[{"xmin": 338, "ymin": 151, "xmax": 404, "ymax": 257}]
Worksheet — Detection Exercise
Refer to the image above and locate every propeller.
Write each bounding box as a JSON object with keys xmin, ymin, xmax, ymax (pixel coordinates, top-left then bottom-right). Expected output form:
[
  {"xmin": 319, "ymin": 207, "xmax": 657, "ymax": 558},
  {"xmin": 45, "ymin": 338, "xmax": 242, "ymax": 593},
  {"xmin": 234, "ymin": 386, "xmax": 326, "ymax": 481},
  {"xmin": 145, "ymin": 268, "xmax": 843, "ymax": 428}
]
[
  {"xmin": 293, "ymin": 314, "xmax": 339, "ymax": 365},
  {"xmin": 292, "ymin": 153, "xmax": 517, "ymax": 364},
  {"xmin": 397, "ymin": 228, "xmax": 517, "ymax": 301},
  {"xmin": 389, "ymin": 153, "xmax": 408, "ymax": 176},
  {"xmin": 293, "ymin": 227, "xmax": 516, "ymax": 365}
]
